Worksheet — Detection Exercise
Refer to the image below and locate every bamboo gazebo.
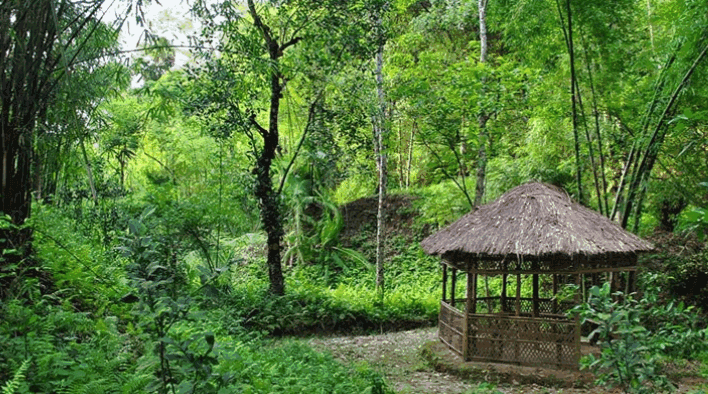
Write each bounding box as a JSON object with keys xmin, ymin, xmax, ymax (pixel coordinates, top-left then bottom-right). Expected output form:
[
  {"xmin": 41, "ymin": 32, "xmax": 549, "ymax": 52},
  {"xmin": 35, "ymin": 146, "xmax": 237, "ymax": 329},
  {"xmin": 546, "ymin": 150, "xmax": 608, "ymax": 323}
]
[{"xmin": 421, "ymin": 182, "xmax": 653, "ymax": 370}]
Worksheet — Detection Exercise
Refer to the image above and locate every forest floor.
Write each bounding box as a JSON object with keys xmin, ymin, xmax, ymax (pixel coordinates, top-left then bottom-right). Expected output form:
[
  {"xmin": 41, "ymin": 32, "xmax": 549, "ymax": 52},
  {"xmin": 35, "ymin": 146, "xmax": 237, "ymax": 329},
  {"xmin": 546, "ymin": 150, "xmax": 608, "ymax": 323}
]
[{"xmin": 308, "ymin": 327, "xmax": 707, "ymax": 394}]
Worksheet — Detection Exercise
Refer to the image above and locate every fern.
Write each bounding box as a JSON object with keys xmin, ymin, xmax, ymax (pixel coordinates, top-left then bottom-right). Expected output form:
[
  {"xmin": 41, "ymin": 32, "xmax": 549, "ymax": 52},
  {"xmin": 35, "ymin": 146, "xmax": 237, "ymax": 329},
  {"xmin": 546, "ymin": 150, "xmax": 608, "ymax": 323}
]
[
  {"xmin": 1, "ymin": 358, "xmax": 31, "ymax": 394},
  {"xmin": 120, "ymin": 373, "xmax": 152, "ymax": 394},
  {"xmin": 67, "ymin": 378, "xmax": 108, "ymax": 394}
]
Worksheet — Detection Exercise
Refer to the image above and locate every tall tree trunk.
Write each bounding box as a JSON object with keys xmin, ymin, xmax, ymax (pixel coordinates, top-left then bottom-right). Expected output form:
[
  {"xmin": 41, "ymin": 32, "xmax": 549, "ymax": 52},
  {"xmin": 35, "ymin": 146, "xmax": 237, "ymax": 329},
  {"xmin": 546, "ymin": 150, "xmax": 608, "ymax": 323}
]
[
  {"xmin": 80, "ymin": 138, "xmax": 98, "ymax": 203},
  {"xmin": 406, "ymin": 121, "xmax": 416, "ymax": 189},
  {"xmin": 474, "ymin": 0, "xmax": 488, "ymax": 208},
  {"xmin": 621, "ymin": 41, "xmax": 708, "ymax": 228},
  {"xmin": 374, "ymin": 34, "xmax": 387, "ymax": 300},
  {"xmin": 0, "ymin": 0, "xmax": 59, "ymax": 271},
  {"xmin": 397, "ymin": 118, "xmax": 404, "ymax": 189},
  {"xmin": 611, "ymin": 52, "xmax": 676, "ymax": 222},
  {"xmin": 580, "ymin": 39, "xmax": 609, "ymax": 215},
  {"xmin": 567, "ymin": 0, "xmax": 583, "ymax": 203},
  {"xmin": 247, "ymin": 0, "xmax": 301, "ymax": 296}
]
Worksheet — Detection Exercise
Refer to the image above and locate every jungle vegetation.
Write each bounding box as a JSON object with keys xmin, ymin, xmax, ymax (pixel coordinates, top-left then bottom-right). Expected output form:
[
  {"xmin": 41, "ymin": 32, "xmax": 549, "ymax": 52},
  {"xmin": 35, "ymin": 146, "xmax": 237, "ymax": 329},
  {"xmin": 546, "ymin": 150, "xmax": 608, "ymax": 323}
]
[{"xmin": 1, "ymin": 0, "xmax": 708, "ymax": 393}]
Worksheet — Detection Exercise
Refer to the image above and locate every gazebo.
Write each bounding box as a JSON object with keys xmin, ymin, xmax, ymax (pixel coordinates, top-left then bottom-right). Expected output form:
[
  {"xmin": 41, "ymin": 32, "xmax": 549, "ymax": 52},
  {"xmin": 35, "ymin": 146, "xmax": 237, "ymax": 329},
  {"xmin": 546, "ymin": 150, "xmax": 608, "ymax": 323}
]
[{"xmin": 421, "ymin": 182, "xmax": 653, "ymax": 370}]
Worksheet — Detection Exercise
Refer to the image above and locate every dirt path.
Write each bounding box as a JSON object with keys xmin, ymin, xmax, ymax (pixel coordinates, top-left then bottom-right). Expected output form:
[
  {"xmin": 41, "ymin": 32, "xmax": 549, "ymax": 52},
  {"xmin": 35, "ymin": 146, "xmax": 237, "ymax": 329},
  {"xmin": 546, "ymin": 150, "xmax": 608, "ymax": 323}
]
[
  {"xmin": 307, "ymin": 327, "xmax": 592, "ymax": 394},
  {"xmin": 308, "ymin": 327, "xmax": 477, "ymax": 394},
  {"xmin": 307, "ymin": 327, "xmax": 705, "ymax": 394}
]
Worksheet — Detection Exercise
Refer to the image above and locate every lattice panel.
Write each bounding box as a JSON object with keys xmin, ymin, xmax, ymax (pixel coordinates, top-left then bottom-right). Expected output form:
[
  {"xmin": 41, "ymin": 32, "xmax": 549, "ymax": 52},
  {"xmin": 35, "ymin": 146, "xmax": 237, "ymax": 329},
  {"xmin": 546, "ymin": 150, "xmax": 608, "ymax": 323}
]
[
  {"xmin": 439, "ymin": 301, "xmax": 464, "ymax": 355},
  {"xmin": 468, "ymin": 297, "xmax": 575, "ymax": 315},
  {"xmin": 498, "ymin": 298, "xmax": 576, "ymax": 315},
  {"xmin": 466, "ymin": 316, "xmax": 579, "ymax": 369},
  {"xmin": 474, "ymin": 297, "xmax": 500, "ymax": 314},
  {"xmin": 465, "ymin": 256, "xmax": 637, "ymax": 273}
]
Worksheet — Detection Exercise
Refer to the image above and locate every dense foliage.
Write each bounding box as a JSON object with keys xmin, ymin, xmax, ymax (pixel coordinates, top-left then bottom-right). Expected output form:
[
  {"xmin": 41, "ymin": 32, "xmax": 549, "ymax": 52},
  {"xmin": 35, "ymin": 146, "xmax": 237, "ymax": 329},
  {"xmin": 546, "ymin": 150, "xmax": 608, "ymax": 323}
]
[{"xmin": 2, "ymin": 0, "xmax": 708, "ymax": 392}]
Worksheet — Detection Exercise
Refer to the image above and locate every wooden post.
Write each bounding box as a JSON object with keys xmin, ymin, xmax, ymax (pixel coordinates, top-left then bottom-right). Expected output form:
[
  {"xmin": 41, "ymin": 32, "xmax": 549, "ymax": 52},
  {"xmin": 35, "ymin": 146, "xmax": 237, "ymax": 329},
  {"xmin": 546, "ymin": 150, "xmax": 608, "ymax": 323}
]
[
  {"xmin": 515, "ymin": 273, "xmax": 521, "ymax": 316},
  {"xmin": 442, "ymin": 264, "xmax": 448, "ymax": 302},
  {"xmin": 463, "ymin": 270, "xmax": 473, "ymax": 360},
  {"xmin": 532, "ymin": 273, "xmax": 540, "ymax": 317},
  {"xmin": 515, "ymin": 272, "xmax": 521, "ymax": 362},
  {"xmin": 501, "ymin": 273, "xmax": 508, "ymax": 313},
  {"xmin": 574, "ymin": 273, "xmax": 582, "ymax": 368},
  {"xmin": 553, "ymin": 273, "xmax": 560, "ymax": 367},
  {"xmin": 451, "ymin": 268, "xmax": 457, "ymax": 308},
  {"xmin": 471, "ymin": 272, "xmax": 477, "ymax": 313},
  {"xmin": 552, "ymin": 274, "xmax": 558, "ymax": 314}
]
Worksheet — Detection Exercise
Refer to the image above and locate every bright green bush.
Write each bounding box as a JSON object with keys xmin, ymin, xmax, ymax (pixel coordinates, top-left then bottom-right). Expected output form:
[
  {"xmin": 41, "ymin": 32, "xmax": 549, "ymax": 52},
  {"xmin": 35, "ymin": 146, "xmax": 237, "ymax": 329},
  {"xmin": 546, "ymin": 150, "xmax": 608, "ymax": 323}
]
[
  {"xmin": 333, "ymin": 173, "xmax": 376, "ymax": 206},
  {"xmin": 573, "ymin": 282, "xmax": 708, "ymax": 393},
  {"xmin": 412, "ymin": 179, "xmax": 474, "ymax": 228},
  {"xmin": 643, "ymin": 251, "xmax": 708, "ymax": 312}
]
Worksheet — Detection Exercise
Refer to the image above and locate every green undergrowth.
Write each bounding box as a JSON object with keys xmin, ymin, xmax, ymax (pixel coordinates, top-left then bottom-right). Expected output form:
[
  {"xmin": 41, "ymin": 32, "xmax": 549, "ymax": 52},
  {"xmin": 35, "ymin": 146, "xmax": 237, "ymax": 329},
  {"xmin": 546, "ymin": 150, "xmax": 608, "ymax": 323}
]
[
  {"xmin": 219, "ymin": 242, "xmax": 441, "ymax": 336},
  {"xmin": 0, "ymin": 299, "xmax": 393, "ymax": 394},
  {"xmin": 0, "ymin": 203, "xmax": 397, "ymax": 393}
]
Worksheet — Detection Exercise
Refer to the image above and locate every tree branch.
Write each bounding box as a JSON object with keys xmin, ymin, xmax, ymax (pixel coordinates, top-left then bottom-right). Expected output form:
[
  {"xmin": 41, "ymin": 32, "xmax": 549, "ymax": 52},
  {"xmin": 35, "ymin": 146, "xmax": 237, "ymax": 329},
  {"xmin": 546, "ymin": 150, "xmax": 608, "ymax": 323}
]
[
  {"xmin": 276, "ymin": 90, "xmax": 324, "ymax": 196},
  {"xmin": 280, "ymin": 36, "xmax": 302, "ymax": 53},
  {"xmin": 419, "ymin": 134, "xmax": 474, "ymax": 208},
  {"xmin": 247, "ymin": 0, "xmax": 277, "ymax": 55},
  {"xmin": 248, "ymin": 111, "xmax": 269, "ymax": 137}
]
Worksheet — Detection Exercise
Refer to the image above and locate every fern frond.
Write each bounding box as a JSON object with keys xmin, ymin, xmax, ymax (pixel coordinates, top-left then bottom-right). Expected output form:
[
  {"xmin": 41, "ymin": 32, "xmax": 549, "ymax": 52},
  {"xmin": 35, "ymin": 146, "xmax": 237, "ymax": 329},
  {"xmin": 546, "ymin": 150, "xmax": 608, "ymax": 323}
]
[
  {"xmin": 1, "ymin": 358, "xmax": 31, "ymax": 394},
  {"xmin": 120, "ymin": 373, "xmax": 152, "ymax": 394},
  {"xmin": 68, "ymin": 378, "xmax": 108, "ymax": 394}
]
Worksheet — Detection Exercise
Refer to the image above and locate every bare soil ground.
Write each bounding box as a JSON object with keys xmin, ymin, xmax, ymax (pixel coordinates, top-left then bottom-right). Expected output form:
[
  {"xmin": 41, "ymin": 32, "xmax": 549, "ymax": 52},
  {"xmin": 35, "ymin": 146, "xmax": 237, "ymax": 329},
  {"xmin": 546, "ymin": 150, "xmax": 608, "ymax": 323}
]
[{"xmin": 308, "ymin": 327, "xmax": 707, "ymax": 394}]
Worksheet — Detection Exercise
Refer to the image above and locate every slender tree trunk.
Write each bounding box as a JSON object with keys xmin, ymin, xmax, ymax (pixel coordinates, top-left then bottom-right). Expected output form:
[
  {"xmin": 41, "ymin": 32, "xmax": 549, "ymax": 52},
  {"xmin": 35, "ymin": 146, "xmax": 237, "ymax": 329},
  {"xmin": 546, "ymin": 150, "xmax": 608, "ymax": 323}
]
[
  {"xmin": 580, "ymin": 42, "xmax": 609, "ymax": 215},
  {"xmin": 0, "ymin": 0, "xmax": 58, "ymax": 264},
  {"xmin": 80, "ymin": 138, "xmax": 98, "ymax": 203},
  {"xmin": 374, "ymin": 37, "xmax": 387, "ymax": 300},
  {"xmin": 247, "ymin": 0, "xmax": 299, "ymax": 296},
  {"xmin": 567, "ymin": 0, "xmax": 583, "ymax": 203},
  {"xmin": 1, "ymin": 125, "xmax": 33, "ymax": 243},
  {"xmin": 611, "ymin": 53, "xmax": 675, "ymax": 222},
  {"xmin": 474, "ymin": 0, "xmax": 488, "ymax": 207},
  {"xmin": 406, "ymin": 121, "xmax": 415, "ymax": 189},
  {"xmin": 478, "ymin": 0, "xmax": 488, "ymax": 65},
  {"xmin": 646, "ymin": 0, "xmax": 655, "ymax": 53},
  {"xmin": 621, "ymin": 41, "xmax": 708, "ymax": 228},
  {"xmin": 574, "ymin": 76, "xmax": 603, "ymax": 214},
  {"xmin": 258, "ymin": 70, "xmax": 286, "ymax": 296}
]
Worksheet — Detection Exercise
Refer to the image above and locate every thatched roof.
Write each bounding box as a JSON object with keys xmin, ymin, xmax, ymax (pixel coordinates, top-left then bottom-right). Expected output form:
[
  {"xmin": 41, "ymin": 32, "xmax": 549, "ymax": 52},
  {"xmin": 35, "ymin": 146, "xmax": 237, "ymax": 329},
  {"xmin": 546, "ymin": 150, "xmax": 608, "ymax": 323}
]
[{"xmin": 421, "ymin": 182, "xmax": 653, "ymax": 263}]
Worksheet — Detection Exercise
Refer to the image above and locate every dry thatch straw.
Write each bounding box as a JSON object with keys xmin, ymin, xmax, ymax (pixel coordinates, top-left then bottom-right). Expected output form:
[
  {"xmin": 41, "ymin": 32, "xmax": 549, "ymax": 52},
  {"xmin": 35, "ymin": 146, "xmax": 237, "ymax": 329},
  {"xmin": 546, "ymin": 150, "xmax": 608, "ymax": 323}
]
[{"xmin": 421, "ymin": 182, "xmax": 653, "ymax": 263}]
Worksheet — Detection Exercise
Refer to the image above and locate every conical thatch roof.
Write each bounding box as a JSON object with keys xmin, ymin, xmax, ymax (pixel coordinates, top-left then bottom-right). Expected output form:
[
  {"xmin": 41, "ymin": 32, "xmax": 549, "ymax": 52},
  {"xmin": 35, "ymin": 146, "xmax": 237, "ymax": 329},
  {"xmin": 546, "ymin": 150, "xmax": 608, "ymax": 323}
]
[{"xmin": 421, "ymin": 182, "xmax": 653, "ymax": 264}]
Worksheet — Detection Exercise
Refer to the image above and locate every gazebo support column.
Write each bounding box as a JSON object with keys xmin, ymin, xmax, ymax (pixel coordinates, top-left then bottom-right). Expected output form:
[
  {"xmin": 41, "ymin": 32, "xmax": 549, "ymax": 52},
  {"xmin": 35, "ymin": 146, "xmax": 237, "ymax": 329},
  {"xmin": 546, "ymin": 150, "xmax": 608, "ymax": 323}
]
[
  {"xmin": 451, "ymin": 268, "xmax": 457, "ymax": 308},
  {"xmin": 552, "ymin": 274, "xmax": 558, "ymax": 314},
  {"xmin": 501, "ymin": 273, "xmax": 508, "ymax": 313},
  {"xmin": 463, "ymin": 269, "xmax": 474, "ymax": 360},
  {"xmin": 471, "ymin": 272, "xmax": 477, "ymax": 313},
  {"xmin": 515, "ymin": 273, "xmax": 521, "ymax": 316},
  {"xmin": 442, "ymin": 264, "xmax": 448, "ymax": 303},
  {"xmin": 533, "ymin": 273, "xmax": 540, "ymax": 317},
  {"xmin": 515, "ymin": 272, "xmax": 522, "ymax": 360},
  {"xmin": 575, "ymin": 273, "xmax": 582, "ymax": 365}
]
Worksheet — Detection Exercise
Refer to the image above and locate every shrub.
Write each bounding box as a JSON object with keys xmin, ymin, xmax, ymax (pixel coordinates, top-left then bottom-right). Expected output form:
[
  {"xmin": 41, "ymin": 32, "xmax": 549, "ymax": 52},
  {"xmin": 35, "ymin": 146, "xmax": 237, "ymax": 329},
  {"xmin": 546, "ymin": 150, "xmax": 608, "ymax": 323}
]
[
  {"xmin": 573, "ymin": 282, "xmax": 708, "ymax": 393},
  {"xmin": 573, "ymin": 284, "xmax": 674, "ymax": 393},
  {"xmin": 643, "ymin": 251, "xmax": 708, "ymax": 312}
]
